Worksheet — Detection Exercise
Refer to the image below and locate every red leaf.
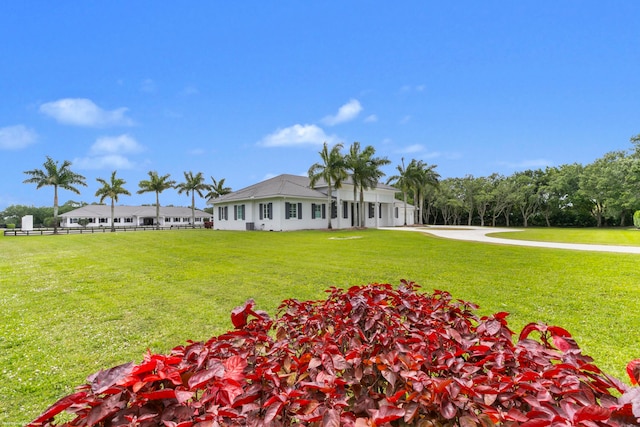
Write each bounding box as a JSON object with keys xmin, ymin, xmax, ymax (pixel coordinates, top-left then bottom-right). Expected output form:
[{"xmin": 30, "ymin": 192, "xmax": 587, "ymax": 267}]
[
  {"xmin": 224, "ymin": 355, "xmax": 247, "ymax": 383},
  {"xmin": 86, "ymin": 392, "xmax": 125, "ymax": 426},
  {"xmin": 27, "ymin": 391, "xmax": 88, "ymax": 426},
  {"xmin": 139, "ymin": 389, "xmax": 177, "ymax": 400},
  {"xmin": 573, "ymin": 405, "xmax": 611, "ymax": 422},
  {"xmin": 322, "ymin": 408, "xmax": 340, "ymax": 427},
  {"xmin": 263, "ymin": 401, "xmax": 284, "ymax": 424},
  {"xmin": 231, "ymin": 299, "xmax": 256, "ymax": 328},
  {"xmin": 372, "ymin": 405, "xmax": 405, "ymax": 424},
  {"xmin": 188, "ymin": 363, "xmax": 224, "ymax": 389},
  {"xmin": 627, "ymin": 359, "xmax": 640, "ymax": 385},
  {"xmin": 88, "ymin": 362, "xmax": 134, "ymax": 394},
  {"xmin": 520, "ymin": 420, "xmax": 551, "ymax": 427}
]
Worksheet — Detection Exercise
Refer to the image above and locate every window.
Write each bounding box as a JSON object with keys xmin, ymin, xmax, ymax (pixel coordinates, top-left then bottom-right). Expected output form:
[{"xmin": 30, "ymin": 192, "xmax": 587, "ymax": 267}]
[
  {"xmin": 114, "ymin": 218, "xmax": 121, "ymax": 223},
  {"xmin": 218, "ymin": 207, "xmax": 229, "ymax": 220},
  {"xmin": 183, "ymin": 217, "xmax": 190, "ymax": 222},
  {"xmin": 165, "ymin": 217, "xmax": 171, "ymax": 222},
  {"xmin": 343, "ymin": 201, "xmax": 349, "ymax": 219},
  {"xmin": 195, "ymin": 217, "xmax": 202, "ymax": 222},
  {"xmin": 311, "ymin": 203, "xmax": 325, "ymax": 219},
  {"xmin": 368, "ymin": 202, "xmax": 375, "ymax": 219},
  {"xmin": 174, "ymin": 217, "xmax": 180, "ymax": 223},
  {"xmin": 71, "ymin": 218, "xmax": 79, "ymax": 224},
  {"xmin": 331, "ymin": 201, "xmax": 337, "ymax": 219},
  {"xmin": 285, "ymin": 202, "xmax": 301, "ymax": 219},
  {"xmin": 395, "ymin": 207, "xmax": 399, "ymax": 219},
  {"xmin": 259, "ymin": 203, "xmax": 273, "ymax": 220},
  {"xmin": 234, "ymin": 205, "xmax": 245, "ymax": 220},
  {"xmin": 124, "ymin": 218, "xmax": 133, "ymax": 223},
  {"xmin": 99, "ymin": 217, "xmax": 108, "ymax": 223}
]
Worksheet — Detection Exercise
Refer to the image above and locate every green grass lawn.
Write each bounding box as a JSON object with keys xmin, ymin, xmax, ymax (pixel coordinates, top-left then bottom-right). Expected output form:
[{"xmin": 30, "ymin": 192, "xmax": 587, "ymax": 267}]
[
  {"xmin": 1, "ymin": 228, "xmax": 639, "ymax": 424},
  {"xmin": 490, "ymin": 226, "xmax": 640, "ymax": 246}
]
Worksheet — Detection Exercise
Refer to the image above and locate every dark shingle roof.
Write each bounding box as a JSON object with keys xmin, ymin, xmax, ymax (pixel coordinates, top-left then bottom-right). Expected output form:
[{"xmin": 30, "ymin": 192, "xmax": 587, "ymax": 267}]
[{"xmin": 212, "ymin": 174, "xmax": 327, "ymax": 203}]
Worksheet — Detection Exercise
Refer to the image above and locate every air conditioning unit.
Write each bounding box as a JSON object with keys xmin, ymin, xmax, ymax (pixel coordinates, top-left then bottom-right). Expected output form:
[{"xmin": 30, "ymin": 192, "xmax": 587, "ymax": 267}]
[{"xmin": 246, "ymin": 222, "xmax": 255, "ymax": 231}]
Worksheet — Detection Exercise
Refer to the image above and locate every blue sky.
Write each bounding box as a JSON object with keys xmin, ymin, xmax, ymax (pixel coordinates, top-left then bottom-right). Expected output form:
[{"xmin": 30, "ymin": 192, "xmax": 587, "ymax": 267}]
[{"xmin": 2, "ymin": 2, "xmax": 640, "ymax": 210}]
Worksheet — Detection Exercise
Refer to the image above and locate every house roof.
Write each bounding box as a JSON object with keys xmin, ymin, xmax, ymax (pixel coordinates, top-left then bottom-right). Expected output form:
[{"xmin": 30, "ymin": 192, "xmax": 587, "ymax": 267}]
[
  {"xmin": 211, "ymin": 174, "xmax": 328, "ymax": 204},
  {"xmin": 60, "ymin": 205, "xmax": 211, "ymax": 218},
  {"xmin": 210, "ymin": 174, "xmax": 400, "ymax": 205}
]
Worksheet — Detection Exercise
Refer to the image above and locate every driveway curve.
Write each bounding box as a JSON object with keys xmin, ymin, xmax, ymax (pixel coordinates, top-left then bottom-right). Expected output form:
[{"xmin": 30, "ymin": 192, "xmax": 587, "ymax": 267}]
[{"xmin": 380, "ymin": 226, "xmax": 640, "ymax": 254}]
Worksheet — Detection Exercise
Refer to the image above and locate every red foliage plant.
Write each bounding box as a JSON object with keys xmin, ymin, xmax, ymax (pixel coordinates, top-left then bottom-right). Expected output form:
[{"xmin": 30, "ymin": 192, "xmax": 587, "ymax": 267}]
[{"xmin": 29, "ymin": 282, "xmax": 640, "ymax": 426}]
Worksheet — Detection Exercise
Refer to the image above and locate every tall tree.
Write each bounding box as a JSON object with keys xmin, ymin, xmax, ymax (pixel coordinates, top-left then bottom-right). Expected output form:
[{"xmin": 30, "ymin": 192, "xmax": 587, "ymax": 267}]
[
  {"xmin": 23, "ymin": 156, "xmax": 87, "ymax": 234},
  {"xmin": 137, "ymin": 171, "xmax": 176, "ymax": 229},
  {"xmin": 346, "ymin": 142, "xmax": 390, "ymax": 227},
  {"xmin": 308, "ymin": 142, "xmax": 347, "ymax": 229},
  {"xmin": 176, "ymin": 171, "xmax": 210, "ymax": 227},
  {"xmin": 386, "ymin": 158, "xmax": 412, "ymax": 226},
  {"xmin": 408, "ymin": 160, "xmax": 440, "ymax": 225},
  {"xmin": 205, "ymin": 177, "xmax": 232, "ymax": 201},
  {"xmin": 95, "ymin": 171, "xmax": 131, "ymax": 232}
]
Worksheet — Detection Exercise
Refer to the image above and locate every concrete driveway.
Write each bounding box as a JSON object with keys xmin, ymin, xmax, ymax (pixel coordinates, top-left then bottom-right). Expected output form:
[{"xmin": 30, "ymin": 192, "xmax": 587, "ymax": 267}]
[{"xmin": 380, "ymin": 226, "xmax": 640, "ymax": 254}]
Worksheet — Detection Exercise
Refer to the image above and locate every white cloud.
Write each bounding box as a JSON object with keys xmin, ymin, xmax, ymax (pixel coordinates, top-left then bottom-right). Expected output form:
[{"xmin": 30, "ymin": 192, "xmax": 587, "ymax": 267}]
[
  {"xmin": 0, "ymin": 125, "xmax": 37, "ymax": 150},
  {"xmin": 399, "ymin": 115, "xmax": 412, "ymax": 124},
  {"xmin": 90, "ymin": 134, "xmax": 144, "ymax": 155},
  {"xmin": 321, "ymin": 99, "xmax": 363, "ymax": 126},
  {"xmin": 73, "ymin": 154, "xmax": 136, "ymax": 170},
  {"xmin": 258, "ymin": 124, "xmax": 336, "ymax": 147},
  {"xmin": 398, "ymin": 144, "xmax": 425, "ymax": 154},
  {"xmin": 364, "ymin": 114, "xmax": 378, "ymax": 123},
  {"xmin": 140, "ymin": 79, "xmax": 156, "ymax": 93},
  {"xmin": 40, "ymin": 98, "xmax": 134, "ymax": 127}
]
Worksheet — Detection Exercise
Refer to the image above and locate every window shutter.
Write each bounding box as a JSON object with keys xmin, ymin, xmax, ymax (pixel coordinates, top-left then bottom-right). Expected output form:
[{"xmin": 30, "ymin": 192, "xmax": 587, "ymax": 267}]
[
  {"xmin": 259, "ymin": 204, "xmax": 263, "ymax": 220},
  {"xmin": 322, "ymin": 204, "xmax": 326, "ymax": 219},
  {"xmin": 241, "ymin": 204, "xmax": 245, "ymax": 220},
  {"xmin": 268, "ymin": 203, "xmax": 273, "ymax": 219},
  {"xmin": 311, "ymin": 203, "xmax": 315, "ymax": 219},
  {"xmin": 298, "ymin": 203, "xmax": 302, "ymax": 220},
  {"xmin": 343, "ymin": 201, "xmax": 348, "ymax": 219},
  {"xmin": 234, "ymin": 205, "xmax": 238, "ymax": 220},
  {"xmin": 379, "ymin": 203, "xmax": 382, "ymax": 218},
  {"xmin": 331, "ymin": 201, "xmax": 337, "ymax": 219},
  {"xmin": 285, "ymin": 202, "xmax": 290, "ymax": 219},
  {"xmin": 224, "ymin": 206, "xmax": 228, "ymax": 220}
]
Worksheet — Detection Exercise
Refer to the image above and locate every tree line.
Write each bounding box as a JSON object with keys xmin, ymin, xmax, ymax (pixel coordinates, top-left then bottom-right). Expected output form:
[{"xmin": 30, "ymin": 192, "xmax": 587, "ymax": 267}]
[
  {"xmin": 5, "ymin": 135, "xmax": 640, "ymax": 232},
  {"xmin": 399, "ymin": 135, "xmax": 640, "ymax": 228},
  {"xmin": 4, "ymin": 156, "xmax": 231, "ymax": 233}
]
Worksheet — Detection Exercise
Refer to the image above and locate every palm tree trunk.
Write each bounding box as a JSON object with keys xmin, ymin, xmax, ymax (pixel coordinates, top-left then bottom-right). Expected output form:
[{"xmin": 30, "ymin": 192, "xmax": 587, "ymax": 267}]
[
  {"xmin": 155, "ymin": 191, "xmax": 160, "ymax": 230},
  {"xmin": 53, "ymin": 185, "xmax": 59, "ymax": 234},
  {"xmin": 403, "ymin": 191, "xmax": 408, "ymax": 226},
  {"xmin": 359, "ymin": 188, "xmax": 365, "ymax": 228},
  {"xmin": 327, "ymin": 186, "xmax": 333, "ymax": 229},
  {"xmin": 353, "ymin": 185, "xmax": 358, "ymax": 227},
  {"xmin": 191, "ymin": 192, "xmax": 196, "ymax": 228},
  {"xmin": 110, "ymin": 199, "xmax": 116, "ymax": 232}
]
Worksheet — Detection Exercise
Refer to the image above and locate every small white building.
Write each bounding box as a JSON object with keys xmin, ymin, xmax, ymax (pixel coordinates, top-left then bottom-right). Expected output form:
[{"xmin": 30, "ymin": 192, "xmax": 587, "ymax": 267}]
[
  {"xmin": 59, "ymin": 205, "xmax": 212, "ymax": 228},
  {"xmin": 208, "ymin": 174, "xmax": 414, "ymax": 231}
]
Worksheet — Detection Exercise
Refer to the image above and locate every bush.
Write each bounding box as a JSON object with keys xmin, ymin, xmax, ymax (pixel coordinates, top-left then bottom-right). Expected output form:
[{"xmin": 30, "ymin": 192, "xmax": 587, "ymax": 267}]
[
  {"xmin": 29, "ymin": 282, "xmax": 640, "ymax": 426},
  {"xmin": 634, "ymin": 211, "xmax": 640, "ymax": 229},
  {"xmin": 6, "ymin": 223, "xmax": 15, "ymax": 229}
]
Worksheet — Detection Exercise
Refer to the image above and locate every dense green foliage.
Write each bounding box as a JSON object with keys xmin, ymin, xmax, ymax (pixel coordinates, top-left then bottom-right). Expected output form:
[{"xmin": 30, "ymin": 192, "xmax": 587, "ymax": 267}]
[
  {"xmin": 1, "ymin": 229, "xmax": 639, "ymax": 424},
  {"xmin": 396, "ymin": 135, "xmax": 640, "ymax": 228}
]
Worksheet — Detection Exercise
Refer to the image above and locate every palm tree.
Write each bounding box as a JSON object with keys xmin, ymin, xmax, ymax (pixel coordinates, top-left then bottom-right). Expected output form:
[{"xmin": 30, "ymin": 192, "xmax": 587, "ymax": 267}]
[
  {"xmin": 346, "ymin": 142, "xmax": 390, "ymax": 227},
  {"xmin": 408, "ymin": 160, "xmax": 440, "ymax": 225},
  {"xmin": 95, "ymin": 171, "xmax": 131, "ymax": 232},
  {"xmin": 308, "ymin": 142, "xmax": 347, "ymax": 229},
  {"xmin": 137, "ymin": 171, "xmax": 176, "ymax": 229},
  {"xmin": 205, "ymin": 176, "xmax": 232, "ymax": 201},
  {"xmin": 176, "ymin": 171, "xmax": 210, "ymax": 227},
  {"xmin": 23, "ymin": 156, "xmax": 87, "ymax": 234},
  {"xmin": 386, "ymin": 158, "xmax": 412, "ymax": 226}
]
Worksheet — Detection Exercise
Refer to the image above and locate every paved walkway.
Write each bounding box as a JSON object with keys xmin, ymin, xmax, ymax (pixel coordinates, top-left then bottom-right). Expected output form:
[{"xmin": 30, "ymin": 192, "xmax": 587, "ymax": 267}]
[{"xmin": 380, "ymin": 226, "xmax": 640, "ymax": 254}]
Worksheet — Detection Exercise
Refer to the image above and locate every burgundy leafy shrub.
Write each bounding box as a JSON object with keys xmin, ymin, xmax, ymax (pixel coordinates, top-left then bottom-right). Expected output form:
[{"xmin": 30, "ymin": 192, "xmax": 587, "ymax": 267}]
[{"xmin": 29, "ymin": 281, "xmax": 640, "ymax": 426}]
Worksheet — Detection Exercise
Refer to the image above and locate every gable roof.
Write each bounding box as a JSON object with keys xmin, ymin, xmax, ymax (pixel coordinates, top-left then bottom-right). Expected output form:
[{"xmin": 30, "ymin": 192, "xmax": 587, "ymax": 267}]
[
  {"xmin": 211, "ymin": 174, "xmax": 328, "ymax": 204},
  {"xmin": 60, "ymin": 205, "xmax": 210, "ymax": 218}
]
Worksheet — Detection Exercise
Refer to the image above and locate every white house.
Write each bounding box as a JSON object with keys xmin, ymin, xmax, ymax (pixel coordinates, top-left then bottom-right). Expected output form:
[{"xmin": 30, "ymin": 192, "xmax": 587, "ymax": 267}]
[
  {"xmin": 59, "ymin": 205, "xmax": 212, "ymax": 228},
  {"xmin": 208, "ymin": 174, "xmax": 414, "ymax": 231}
]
